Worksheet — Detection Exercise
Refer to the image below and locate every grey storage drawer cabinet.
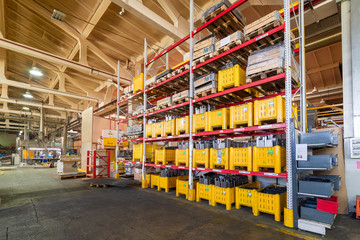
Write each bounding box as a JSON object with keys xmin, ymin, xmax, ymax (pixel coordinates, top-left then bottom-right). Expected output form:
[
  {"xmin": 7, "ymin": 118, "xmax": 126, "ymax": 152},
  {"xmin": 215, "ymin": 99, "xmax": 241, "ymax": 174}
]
[
  {"xmin": 299, "ymin": 175, "xmax": 341, "ymax": 197},
  {"xmin": 299, "ymin": 131, "xmax": 338, "ymax": 148},
  {"xmin": 301, "ymin": 206, "xmax": 335, "ymax": 225},
  {"xmin": 297, "ymin": 154, "xmax": 338, "ymax": 170}
]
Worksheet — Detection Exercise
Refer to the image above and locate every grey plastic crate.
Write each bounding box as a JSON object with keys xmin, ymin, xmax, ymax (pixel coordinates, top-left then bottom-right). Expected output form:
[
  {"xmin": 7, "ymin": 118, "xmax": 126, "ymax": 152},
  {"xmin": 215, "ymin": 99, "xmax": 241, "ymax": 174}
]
[
  {"xmin": 300, "ymin": 206, "xmax": 335, "ymax": 225},
  {"xmin": 299, "ymin": 131, "xmax": 338, "ymax": 148},
  {"xmin": 299, "ymin": 175, "xmax": 341, "ymax": 198},
  {"xmin": 297, "ymin": 154, "xmax": 338, "ymax": 170}
]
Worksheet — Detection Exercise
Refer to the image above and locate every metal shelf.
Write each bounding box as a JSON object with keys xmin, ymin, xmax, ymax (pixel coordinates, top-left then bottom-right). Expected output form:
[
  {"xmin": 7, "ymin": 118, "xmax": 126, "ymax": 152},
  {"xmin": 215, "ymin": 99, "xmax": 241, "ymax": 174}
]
[{"xmin": 118, "ymin": 160, "xmax": 287, "ymax": 179}]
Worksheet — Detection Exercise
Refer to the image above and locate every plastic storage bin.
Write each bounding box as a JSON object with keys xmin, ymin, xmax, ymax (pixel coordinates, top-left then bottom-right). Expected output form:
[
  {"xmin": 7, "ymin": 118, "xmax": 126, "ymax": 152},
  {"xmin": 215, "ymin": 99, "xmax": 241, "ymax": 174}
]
[
  {"xmin": 132, "ymin": 144, "xmax": 157, "ymax": 162},
  {"xmin": 150, "ymin": 174, "xmax": 160, "ymax": 188},
  {"xmin": 253, "ymin": 146, "xmax": 286, "ymax": 173},
  {"xmin": 253, "ymin": 184, "xmax": 287, "ymax": 222},
  {"xmin": 193, "ymin": 112, "xmax": 208, "ymax": 132},
  {"xmin": 158, "ymin": 176, "xmax": 187, "ymax": 192},
  {"xmin": 152, "ymin": 122, "xmax": 163, "ymax": 138},
  {"xmin": 196, "ymin": 182, "xmax": 214, "ymax": 205},
  {"xmin": 145, "ymin": 123, "xmax": 153, "ymax": 138},
  {"xmin": 235, "ymin": 182, "xmax": 262, "ymax": 209},
  {"xmin": 176, "ymin": 178, "xmax": 198, "ymax": 200},
  {"xmin": 133, "ymin": 73, "xmax": 150, "ymax": 93},
  {"xmin": 229, "ymin": 147, "xmax": 253, "ymax": 171},
  {"xmin": 254, "ymin": 95, "xmax": 284, "ymax": 126},
  {"xmin": 212, "ymin": 186, "xmax": 235, "ymax": 210},
  {"xmin": 193, "ymin": 149, "xmax": 210, "ymax": 168},
  {"xmin": 208, "ymin": 108, "xmax": 229, "ymax": 131},
  {"xmin": 155, "ymin": 149, "xmax": 176, "ymax": 165},
  {"xmin": 230, "ymin": 102, "xmax": 253, "ymax": 128},
  {"xmin": 218, "ymin": 64, "xmax": 246, "ymax": 92},
  {"xmin": 176, "ymin": 116, "xmax": 189, "ymax": 135},
  {"xmin": 162, "ymin": 119, "xmax": 176, "ymax": 136},
  {"xmin": 210, "ymin": 148, "xmax": 229, "ymax": 169},
  {"xmin": 175, "ymin": 149, "xmax": 189, "ymax": 167}
]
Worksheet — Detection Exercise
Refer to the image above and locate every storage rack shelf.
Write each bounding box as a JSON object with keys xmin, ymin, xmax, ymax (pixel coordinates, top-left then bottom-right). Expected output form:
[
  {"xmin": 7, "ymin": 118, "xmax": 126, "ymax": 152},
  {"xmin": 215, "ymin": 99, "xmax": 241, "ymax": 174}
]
[
  {"xmin": 117, "ymin": 160, "xmax": 287, "ymax": 179},
  {"xmin": 115, "ymin": 0, "xmax": 307, "ymax": 230}
]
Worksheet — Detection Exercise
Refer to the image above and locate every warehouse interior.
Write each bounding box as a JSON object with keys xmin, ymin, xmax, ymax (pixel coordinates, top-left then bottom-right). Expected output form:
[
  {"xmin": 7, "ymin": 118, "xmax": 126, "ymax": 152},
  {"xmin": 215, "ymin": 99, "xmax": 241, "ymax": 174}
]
[{"xmin": 0, "ymin": 0, "xmax": 359, "ymax": 239}]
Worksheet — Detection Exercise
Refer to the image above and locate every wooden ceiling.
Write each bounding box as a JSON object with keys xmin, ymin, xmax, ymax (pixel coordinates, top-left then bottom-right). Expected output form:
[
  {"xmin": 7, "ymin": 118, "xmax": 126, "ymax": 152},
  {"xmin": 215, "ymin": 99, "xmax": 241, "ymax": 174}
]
[{"xmin": 0, "ymin": 0, "xmax": 343, "ymax": 120}]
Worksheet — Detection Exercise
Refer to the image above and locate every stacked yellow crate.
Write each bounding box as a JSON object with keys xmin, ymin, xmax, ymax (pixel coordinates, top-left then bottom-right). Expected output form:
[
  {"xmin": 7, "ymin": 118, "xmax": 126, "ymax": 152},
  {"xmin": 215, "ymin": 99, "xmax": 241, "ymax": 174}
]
[
  {"xmin": 176, "ymin": 178, "xmax": 198, "ymax": 200},
  {"xmin": 152, "ymin": 122, "xmax": 163, "ymax": 138},
  {"xmin": 162, "ymin": 119, "xmax": 176, "ymax": 136},
  {"xmin": 207, "ymin": 108, "xmax": 229, "ymax": 131},
  {"xmin": 210, "ymin": 148, "xmax": 229, "ymax": 169},
  {"xmin": 175, "ymin": 149, "xmax": 189, "ymax": 167},
  {"xmin": 229, "ymin": 147, "xmax": 253, "ymax": 171},
  {"xmin": 235, "ymin": 182, "xmax": 262, "ymax": 209},
  {"xmin": 132, "ymin": 144, "xmax": 157, "ymax": 162},
  {"xmin": 133, "ymin": 73, "xmax": 150, "ymax": 93},
  {"xmin": 230, "ymin": 102, "xmax": 253, "ymax": 128},
  {"xmin": 253, "ymin": 146, "xmax": 286, "ymax": 173},
  {"xmin": 145, "ymin": 123, "xmax": 153, "ymax": 138},
  {"xmin": 193, "ymin": 112, "xmax": 208, "ymax": 132},
  {"xmin": 196, "ymin": 182, "xmax": 214, "ymax": 205},
  {"xmin": 150, "ymin": 174, "xmax": 160, "ymax": 189},
  {"xmin": 212, "ymin": 186, "xmax": 236, "ymax": 210},
  {"xmin": 176, "ymin": 116, "xmax": 190, "ymax": 135},
  {"xmin": 218, "ymin": 64, "xmax": 247, "ymax": 92},
  {"xmin": 158, "ymin": 175, "xmax": 188, "ymax": 192},
  {"xmin": 193, "ymin": 149, "xmax": 210, "ymax": 168},
  {"xmin": 155, "ymin": 149, "xmax": 176, "ymax": 165},
  {"xmin": 252, "ymin": 184, "xmax": 287, "ymax": 222}
]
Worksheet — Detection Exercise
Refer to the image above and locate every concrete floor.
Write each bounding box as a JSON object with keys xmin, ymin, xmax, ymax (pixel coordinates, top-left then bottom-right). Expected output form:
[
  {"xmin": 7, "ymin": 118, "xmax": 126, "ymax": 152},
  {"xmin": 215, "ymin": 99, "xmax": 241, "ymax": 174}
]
[{"xmin": 0, "ymin": 168, "xmax": 359, "ymax": 240}]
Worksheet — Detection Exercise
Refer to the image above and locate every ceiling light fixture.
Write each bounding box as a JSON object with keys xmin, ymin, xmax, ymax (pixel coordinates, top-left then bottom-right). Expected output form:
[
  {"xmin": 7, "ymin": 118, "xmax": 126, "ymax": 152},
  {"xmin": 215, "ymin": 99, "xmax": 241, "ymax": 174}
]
[
  {"xmin": 51, "ymin": 9, "xmax": 66, "ymax": 22},
  {"xmin": 29, "ymin": 67, "xmax": 43, "ymax": 76},
  {"xmin": 119, "ymin": 7, "xmax": 125, "ymax": 15},
  {"xmin": 22, "ymin": 106, "xmax": 30, "ymax": 111},
  {"xmin": 23, "ymin": 91, "xmax": 33, "ymax": 99},
  {"xmin": 67, "ymin": 130, "xmax": 78, "ymax": 134},
  {"xmin": 320, "ymin": 98, "xmax": 325, "ymax": 104}
]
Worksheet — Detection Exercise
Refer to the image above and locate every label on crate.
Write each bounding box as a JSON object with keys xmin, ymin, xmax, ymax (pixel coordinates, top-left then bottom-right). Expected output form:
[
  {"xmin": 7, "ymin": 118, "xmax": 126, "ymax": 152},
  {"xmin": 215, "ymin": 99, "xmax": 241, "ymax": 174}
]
[
  {"xmin": 184, "ymin": 183, "xmax": 187, "ymax": 187},
  {"xmin": 243, "ymin": 107, "xmax": 247, "ymax": 112},
  {"xmin": 218, "ymin": 112, "xmax": 222, "ymax": 116},
  {"xmin": 222, "ymin": 191, "xmax": 226, "ymax": 195},
  {"xmin": 202, "ymin": 151, "xmax": 205, "ymax": 154},
  {"xmin": 248, "ymin": 192, "xmax": 252, "ymax": 197},
  {"xmin": 205, "ymin": 187, "xmax": 209, "ymax": 191},
  {"xmin": 220, "ymin": 36, "xmax": 231, "ymax": 48},
  {"xmin": 268, "ymin": 150, "xmax": 274, "ymax": 155},
  {"xmin": 269, "ymin": 102, "xmax": 275, "ymax": 107},
  {"xmin": 217, "ymin": 150, "xmax": 222, "ymax": 164},
  {"xmin": 183, "ymin": 151, "xmax": 186, "ymax": 155}
]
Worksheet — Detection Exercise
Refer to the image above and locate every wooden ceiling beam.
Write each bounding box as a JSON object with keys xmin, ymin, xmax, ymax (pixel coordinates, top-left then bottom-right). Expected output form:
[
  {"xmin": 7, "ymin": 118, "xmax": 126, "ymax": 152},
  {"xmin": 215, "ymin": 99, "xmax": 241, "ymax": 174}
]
[
  {"xmin": 0, "ymin": 0, "xmax": 5, "ymax": 38},
  {"xmin": 110, "ymin": 0, "xmax": 189, "ymax": 40},
  {"xmin": 157, "ymin": 0, "xmax": 189, "ymax": 31},
  {"xmin": 307, "ymin": 62, "xmax": 339, "ymax": 75},
  {"xmin": 82, "ymin": 0, "xmax": 111, "ymax": 38}
]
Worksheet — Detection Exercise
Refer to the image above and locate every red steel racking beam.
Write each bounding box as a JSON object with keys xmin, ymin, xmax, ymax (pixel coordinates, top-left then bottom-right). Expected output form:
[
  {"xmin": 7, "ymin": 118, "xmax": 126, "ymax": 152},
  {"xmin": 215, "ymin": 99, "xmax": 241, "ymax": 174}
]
[{"xmin": 117, "ymin": 160, "xmax": 287, "ymax": 179}]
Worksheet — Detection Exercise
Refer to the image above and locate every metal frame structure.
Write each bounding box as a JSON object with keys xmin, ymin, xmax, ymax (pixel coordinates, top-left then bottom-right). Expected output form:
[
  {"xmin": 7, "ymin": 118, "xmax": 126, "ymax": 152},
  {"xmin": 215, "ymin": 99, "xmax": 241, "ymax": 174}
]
[
  {"xmin": 115, "ymin": 0, "xmax": 307, "ymax": 228},
  {"xmin": 86, "ymin": 150, "xmax": 111, "ymax": 179}
]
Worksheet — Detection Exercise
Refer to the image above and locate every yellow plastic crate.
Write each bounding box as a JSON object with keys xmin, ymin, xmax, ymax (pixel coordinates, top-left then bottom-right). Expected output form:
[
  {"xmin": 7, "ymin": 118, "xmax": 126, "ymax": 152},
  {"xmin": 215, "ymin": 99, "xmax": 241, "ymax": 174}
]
[
  {"xmin": 132, "ymin": 144, "xmax": 157, "ymax": 162},
  {"xmin": 208, "ymin": 108, "xmax": 229, "ymax": 131},
  {"xmin": 145, "ymin": 174, "xmax": 152, "ymax": 187},
  {"xmin": 175, "ymin": 149, "xmax": 189, "ymax": 167},
  {"xmin": 162, "ymin": 119, "xmax": 176, "ymax": 136},
  {"xmin": 150, "ymin": 174, "xmax": 160, "ymax": 188},
  {"xmin": 145, "ymin": 123, "xmax": 153, "ymax": 138},
  {"xmin": 196, "ymin": 183, "xmax": 214, "ymax": 205},
  {"xmin": 152, "ymin": 122, "xmax": 163, "ymax": 138},
  {"xmin": 103, "ymin": 138, "xmax": 116, "ymax": 147},
  {"xmin": 155, "ymin": 149, "xmax": 175, "ymax": 165},
  {"xmin": 254, "ymin": 95, "xmax": 285, "ymax": 126},
  {"xmin": 176, "ymin": 116, "xmax": 189, "ymax": 135},
  {"xmin": 133, "ymin": 73, "xmax": 150, "ymax": 93},
  {"xmin": 253, "ymin": 184, "xmax": 287, "ymax": 222},
  {"xmin": 193, "ymin": 149, "xmax": 210, "ymax": 168},
  {"xmin": 158, "ymin": 175, "xmax": 188, "ymax": 192},
  {"xmin": 253, "ymin": 146, "xmax": 286, "ymax": 173},
  {"xmin": 212, "ymin": 186, "xmax": 235, "ymax": 210},
  {"xmin": 193, "ymin": 112, "xmax": 208, "ymax": 132},
  {"xmin": 176, "ymin": 179, "xmax": 198, "ymax": 200},
  {"xmin": 218, "ymin": 64, "xmax": 246, "ymax": 92},
  {"xmin": 229, "ymin": 147, "xmax": 253, "ymax": 171},
  {"xmin": 230, "ymin": 102, "xmax": 253, "ymax": 128},
  {"xmin": 210, "ymin": 148, "xmax": 229, "ymax": 169},
  {"xmin": 235, "ymin": 182, "xmax": 262, "ymax": 209},
  {"xmin": 254, "ymin": 96, "xmax": 299, "ymax": 127},
  {"xmin": 118, "ymin": 141, "xmax": 129, "ymax": 147}
]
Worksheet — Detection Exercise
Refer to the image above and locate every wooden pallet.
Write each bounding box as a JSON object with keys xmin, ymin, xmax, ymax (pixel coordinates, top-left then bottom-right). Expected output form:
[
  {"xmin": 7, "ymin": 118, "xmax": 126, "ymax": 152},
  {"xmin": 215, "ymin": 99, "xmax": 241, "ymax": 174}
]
[
  {"xmin": 172, "ymin": 97, "xmax": 189, "ymax": 105},
  {"xmin": 59, "ymin": 172, "xmax": 86, "ymax": 180},
  {"xmin": 192, "ymin": 53, "xmax": 213, "ymax": 66},
  {"xmin": 194, "ymin": 87, "xmax": 217, "ymax": 99},
  {"xmin": 203, "ymin": 5, "xmax": 245, "ymax": 39},
  {"xmin": 216, "ymin": 39, "xmax": 242, "ymax": 54}
]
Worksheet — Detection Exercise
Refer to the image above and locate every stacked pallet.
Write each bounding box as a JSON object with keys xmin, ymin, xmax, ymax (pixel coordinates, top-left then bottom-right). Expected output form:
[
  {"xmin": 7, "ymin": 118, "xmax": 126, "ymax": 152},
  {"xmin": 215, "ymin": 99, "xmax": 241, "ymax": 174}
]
[
  {"xmin": 194, "ymin": 72, "xmax": 218, "ymax": 97},
  {"xmin": 246, "ymin": 43, "xmax": 299, "ymax": 84},
  {"xmin": 194, "ymin": 35, "xmax": 216, "ymax": 61}
]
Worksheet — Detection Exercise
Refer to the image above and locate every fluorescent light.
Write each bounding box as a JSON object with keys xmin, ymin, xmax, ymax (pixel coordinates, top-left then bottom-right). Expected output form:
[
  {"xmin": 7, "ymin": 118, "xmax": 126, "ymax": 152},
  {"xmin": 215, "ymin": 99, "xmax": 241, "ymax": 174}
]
[
  {"xmin": 29, "ymin": 67, "xmax": 43, "ymax": 76},
  {"xmin": 119, "ymin": 116, "xmax": 126, "ymax": 119},
  {"xmin": 314, "ymin": 0, "xmax": 333, "ymax": 9},
  {"xmin": 23, "ymin": 91, "xmax": 33, "ymax": 99},
  {"xmin": 22, "ymin": 106, "xmax": 30, "ymax": 111}
]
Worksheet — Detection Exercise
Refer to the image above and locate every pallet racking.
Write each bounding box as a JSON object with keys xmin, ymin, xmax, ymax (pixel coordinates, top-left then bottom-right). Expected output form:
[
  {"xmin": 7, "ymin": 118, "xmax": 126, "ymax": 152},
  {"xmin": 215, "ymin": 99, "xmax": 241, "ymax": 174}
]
[{"xmin": 115, "ymin": 0, "xmax": 309, "ymax": 229}]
